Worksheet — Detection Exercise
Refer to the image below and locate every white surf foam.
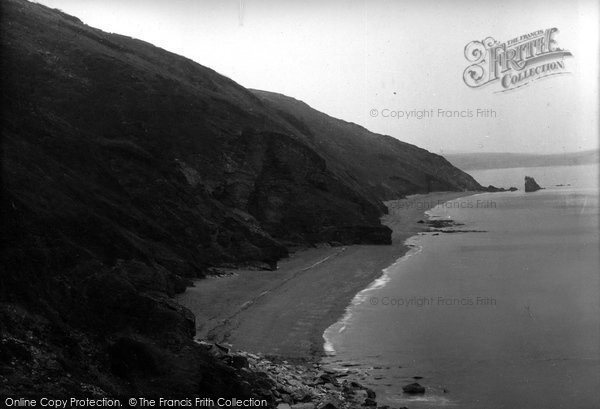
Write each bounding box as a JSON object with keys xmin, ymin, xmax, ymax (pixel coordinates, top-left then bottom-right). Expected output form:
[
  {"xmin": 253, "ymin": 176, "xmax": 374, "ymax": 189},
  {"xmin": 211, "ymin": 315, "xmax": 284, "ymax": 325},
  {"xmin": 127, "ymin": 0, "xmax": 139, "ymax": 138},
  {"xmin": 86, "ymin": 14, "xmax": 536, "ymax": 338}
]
[
  {"xmin": 322, "ymin": 235, "xmax": 425, "ymax": 355},
  {"xmin": 323, "ymin": 193, "xmax": 482, "ymax": 355}
]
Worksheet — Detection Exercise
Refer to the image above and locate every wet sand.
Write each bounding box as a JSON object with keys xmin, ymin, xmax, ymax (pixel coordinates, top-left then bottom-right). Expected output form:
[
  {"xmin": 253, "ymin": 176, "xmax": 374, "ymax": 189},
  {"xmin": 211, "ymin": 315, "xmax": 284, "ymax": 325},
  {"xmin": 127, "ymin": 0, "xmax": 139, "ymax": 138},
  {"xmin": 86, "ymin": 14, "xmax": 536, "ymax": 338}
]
[{"xmin": 177, "ymin": 192, "xmax": 474, "ymax": 358}]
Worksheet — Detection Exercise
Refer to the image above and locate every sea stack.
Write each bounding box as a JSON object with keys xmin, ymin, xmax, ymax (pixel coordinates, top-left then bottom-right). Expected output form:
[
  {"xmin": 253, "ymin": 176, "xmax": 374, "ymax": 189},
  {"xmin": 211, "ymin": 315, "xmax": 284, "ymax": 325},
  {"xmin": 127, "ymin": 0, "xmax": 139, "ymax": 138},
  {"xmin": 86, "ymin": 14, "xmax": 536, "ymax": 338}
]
[{"xmin": 525, "ymin": 176, "xmax": 542, "ymax": 192}]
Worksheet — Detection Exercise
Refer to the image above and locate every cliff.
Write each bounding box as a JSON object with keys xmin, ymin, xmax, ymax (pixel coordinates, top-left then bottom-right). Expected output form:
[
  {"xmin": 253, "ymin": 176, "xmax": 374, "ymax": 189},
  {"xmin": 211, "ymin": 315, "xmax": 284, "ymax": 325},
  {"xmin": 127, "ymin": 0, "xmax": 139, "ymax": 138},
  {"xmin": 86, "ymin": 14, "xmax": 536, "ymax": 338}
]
[{"xmin": 1, "ymin": 0, "xmax": 482, "ymax": 398}]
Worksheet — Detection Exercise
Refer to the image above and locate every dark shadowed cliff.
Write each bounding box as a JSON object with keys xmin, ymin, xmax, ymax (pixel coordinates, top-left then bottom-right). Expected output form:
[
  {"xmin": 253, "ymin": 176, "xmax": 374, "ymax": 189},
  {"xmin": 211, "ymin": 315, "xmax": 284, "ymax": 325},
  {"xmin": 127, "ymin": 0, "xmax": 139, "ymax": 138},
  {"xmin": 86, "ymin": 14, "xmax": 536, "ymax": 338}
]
[{"xmin": 1, "ymin": 0, "xmax": 481, "ymax": 398}]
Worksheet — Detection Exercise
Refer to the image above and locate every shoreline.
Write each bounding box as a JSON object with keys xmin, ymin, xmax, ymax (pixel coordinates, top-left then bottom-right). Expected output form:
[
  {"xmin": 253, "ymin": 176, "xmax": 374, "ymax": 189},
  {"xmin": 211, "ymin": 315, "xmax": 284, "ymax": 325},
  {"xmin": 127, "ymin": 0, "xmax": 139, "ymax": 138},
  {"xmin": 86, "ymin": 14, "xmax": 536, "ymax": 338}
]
[
  {"xmin": 322, "ymin": 190, "xmax": 484, "ymax": 356},
  {"xmin": 176, "ymin": 191, "xmax": 477, "ymax": 360},
  {"xmin": 321, "ymin": 230, "xmax": 426, "ymax": 356}
]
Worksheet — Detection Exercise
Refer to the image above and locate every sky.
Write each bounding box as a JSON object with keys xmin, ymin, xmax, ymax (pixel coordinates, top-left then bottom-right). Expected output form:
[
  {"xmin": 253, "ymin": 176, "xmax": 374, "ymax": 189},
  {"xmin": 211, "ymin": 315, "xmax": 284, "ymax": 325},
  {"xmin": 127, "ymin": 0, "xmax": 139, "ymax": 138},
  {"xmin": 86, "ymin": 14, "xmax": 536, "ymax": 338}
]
[{"xmin": 34, "ymin": 0, "xmax": 599, "ymax": 155}]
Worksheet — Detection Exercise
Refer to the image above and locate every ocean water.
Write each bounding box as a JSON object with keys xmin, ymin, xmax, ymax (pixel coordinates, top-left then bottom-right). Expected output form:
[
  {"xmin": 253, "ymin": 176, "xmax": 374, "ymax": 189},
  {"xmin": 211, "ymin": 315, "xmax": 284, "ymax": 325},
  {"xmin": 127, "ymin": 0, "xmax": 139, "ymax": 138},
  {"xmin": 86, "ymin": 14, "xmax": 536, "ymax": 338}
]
[{"xmin": 323, "ymin": 164, "xmax": 600, "ymax": 409}]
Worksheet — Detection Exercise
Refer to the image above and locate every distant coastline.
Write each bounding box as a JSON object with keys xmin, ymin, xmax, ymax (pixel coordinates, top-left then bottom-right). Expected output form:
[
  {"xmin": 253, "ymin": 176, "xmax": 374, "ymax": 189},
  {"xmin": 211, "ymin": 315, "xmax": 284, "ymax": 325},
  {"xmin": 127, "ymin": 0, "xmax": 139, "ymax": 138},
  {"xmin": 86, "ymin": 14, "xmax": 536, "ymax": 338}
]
[{"xmin": 445, "ymin": 149, "xmax": 598, "ymax": 170}]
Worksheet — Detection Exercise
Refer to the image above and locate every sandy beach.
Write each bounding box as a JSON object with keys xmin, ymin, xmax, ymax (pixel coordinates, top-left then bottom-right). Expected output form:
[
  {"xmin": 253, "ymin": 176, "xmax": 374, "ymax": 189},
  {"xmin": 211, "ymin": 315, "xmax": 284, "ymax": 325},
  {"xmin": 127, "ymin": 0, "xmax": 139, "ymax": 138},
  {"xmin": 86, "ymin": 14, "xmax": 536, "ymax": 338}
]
[{"xmin": 177, "ymin": 192, "xmax": 475, "ymax": 358}]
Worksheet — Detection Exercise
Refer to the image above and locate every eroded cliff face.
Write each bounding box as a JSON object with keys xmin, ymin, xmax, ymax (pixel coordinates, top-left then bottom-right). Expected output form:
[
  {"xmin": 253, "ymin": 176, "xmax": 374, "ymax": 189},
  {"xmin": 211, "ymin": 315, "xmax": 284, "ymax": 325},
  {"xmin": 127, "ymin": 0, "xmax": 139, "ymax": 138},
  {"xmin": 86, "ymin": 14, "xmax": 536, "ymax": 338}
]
[{"xmin": 1, "ymin": 0, "xmax": 477, "ymax": 397}]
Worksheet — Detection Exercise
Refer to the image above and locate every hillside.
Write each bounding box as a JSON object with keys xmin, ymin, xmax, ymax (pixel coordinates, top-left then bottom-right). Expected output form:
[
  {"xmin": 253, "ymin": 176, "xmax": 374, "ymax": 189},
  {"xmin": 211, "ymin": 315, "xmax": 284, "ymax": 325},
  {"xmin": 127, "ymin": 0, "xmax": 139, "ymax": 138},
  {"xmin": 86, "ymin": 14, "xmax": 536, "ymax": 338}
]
[
  {"xmin": 1, "ymin": 0, "xmax": 482, "ymax": 398},
  {"xmin": 252, "ymin": 90, "xmax": 482, "ymax": 199}
]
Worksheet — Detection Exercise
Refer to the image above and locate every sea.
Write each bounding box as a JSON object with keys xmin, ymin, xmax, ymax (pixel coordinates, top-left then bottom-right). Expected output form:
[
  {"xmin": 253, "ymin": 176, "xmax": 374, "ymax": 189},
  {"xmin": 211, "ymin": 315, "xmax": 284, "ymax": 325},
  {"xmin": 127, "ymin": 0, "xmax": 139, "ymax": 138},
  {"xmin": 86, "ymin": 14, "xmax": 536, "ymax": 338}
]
[{"xmin": 322, "ymin": 163, "xmax": 600, "ymax": 409}]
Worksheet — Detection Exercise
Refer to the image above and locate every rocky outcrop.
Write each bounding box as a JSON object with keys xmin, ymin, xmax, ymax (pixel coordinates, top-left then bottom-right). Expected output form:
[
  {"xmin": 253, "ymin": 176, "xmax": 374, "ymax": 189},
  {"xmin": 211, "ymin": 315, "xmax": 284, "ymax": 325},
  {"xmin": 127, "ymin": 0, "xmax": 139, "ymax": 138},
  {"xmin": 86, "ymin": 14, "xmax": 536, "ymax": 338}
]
[
  {"xmin": 525, "ymin": 176, "xmax": 543, "ymax": 192},
  {"xmin": 425, "ymin": 219, "xmax": 486, "ymax": 234},
  {"xmin": 486, "ymin": 185, "xmax": 518, "ymax": 192},
  {"xmin": 197, "ymin": 341, "xmax": 380, "ymax": 408}
]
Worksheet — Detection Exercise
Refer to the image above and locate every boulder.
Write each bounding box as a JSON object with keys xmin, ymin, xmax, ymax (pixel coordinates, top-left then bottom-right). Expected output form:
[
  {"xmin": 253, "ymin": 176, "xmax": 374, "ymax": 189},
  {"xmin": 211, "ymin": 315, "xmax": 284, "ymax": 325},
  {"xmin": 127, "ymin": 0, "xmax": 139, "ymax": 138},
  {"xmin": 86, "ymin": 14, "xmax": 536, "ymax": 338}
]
[{"xmin": 402, "ymin": 382, "xmax": 425, "ymax": 394}]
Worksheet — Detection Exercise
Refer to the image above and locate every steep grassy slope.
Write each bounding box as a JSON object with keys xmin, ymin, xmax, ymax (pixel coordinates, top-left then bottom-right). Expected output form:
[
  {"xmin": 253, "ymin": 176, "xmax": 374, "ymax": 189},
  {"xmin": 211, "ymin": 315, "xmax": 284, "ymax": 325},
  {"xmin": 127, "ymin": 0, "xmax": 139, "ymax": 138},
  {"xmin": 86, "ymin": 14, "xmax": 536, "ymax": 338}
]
[
  {"xmin": 252, "ymin": 91, "xmax": 482, "ymax": 199},
  {"xmin": 1, "ymin": 0, "xmax": 394, "ymax": 279},
  {"xmin": 0, "ymin": 0, "xmax": 383, "ymax": 397}
]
